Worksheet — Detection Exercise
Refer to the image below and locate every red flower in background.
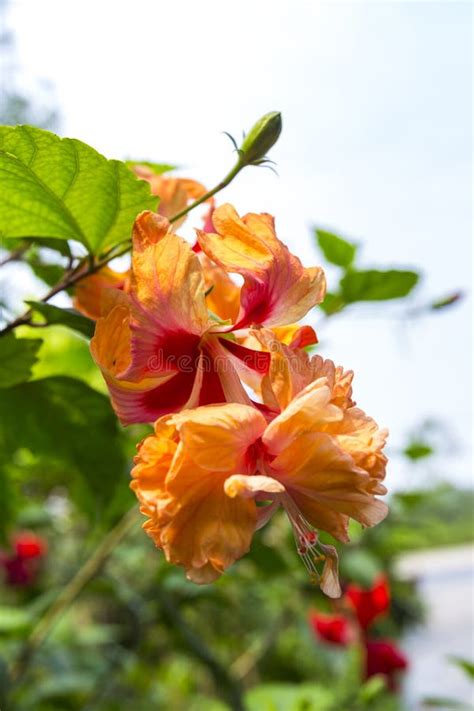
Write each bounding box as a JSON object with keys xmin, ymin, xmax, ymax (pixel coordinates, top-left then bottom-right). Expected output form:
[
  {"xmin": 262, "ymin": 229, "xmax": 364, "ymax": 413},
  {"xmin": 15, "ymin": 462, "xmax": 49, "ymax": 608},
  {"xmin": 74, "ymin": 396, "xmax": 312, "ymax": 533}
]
[
  {"xmin": 309, "ymin": 612, "xmax": 351, "ymax": 646},
  {"xmin": 0, "ymin": 532, "xmax": 47, "ymax": 586},
  {"xmin": 346, "ymin": 575, "xmax": 390, "ymax": 631},
  {"xmin": 365, "ymin": 640, "xmax": 408, "ymax": 690},
  {"xmin": 309, "ymin": 574, "xmax": 408, "ymax": 692}
]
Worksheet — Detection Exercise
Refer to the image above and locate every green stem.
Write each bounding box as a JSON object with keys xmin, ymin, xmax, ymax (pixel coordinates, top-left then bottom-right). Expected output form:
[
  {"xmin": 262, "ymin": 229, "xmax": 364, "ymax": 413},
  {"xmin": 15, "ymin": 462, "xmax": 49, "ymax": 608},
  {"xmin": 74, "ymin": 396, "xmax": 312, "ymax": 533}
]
[
  {"xmin": 169, "ymin": 159, "xmax": 244, "ymax": 225},
  {"xmin": 10, "ymin": 506, "xmax": 138, "ymax": 685}
]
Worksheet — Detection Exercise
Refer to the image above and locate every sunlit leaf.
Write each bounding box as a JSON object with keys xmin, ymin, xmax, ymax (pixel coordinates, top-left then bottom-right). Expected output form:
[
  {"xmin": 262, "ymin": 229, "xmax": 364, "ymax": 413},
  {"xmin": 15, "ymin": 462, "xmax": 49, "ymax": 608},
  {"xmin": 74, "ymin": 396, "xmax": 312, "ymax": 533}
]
[
  {"xmin": 0, "ymin": 332, "xmax": 42, "ymax": 388},
  {"xmin": 340, "ymin": 269, "xmax": 419, "ymax": 302},
  {"xmin": 0, "ymin": 125, "xmax": 157, "ymax": 255},
  {"xmin": 316, "ymin": 229, "xmax": 357, "ymax": 268}
]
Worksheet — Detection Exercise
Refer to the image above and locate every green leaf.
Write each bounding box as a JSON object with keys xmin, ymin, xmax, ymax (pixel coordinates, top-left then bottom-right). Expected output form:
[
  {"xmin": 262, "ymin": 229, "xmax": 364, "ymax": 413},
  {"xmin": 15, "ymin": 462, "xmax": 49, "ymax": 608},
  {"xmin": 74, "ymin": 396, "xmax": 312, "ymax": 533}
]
[
  {"xmin": 340, "ymin": 269, "xmax": 419, "ymax": 302},
  {"xmin": 316, "ymin": 229, "xmax": 357, "ymax": 268},
  {"xmin": 422, "ymin": 697, "xmax": 470, "ymax": 709},
  {"xmin": 0, "ymin": 125, "xmax": 157, "ymax": 255},
  {"xmin": 26, "ymin": 301, "xmax": 95, "ymax": 338},
  {"xmin": 126, "ymin": 159, "xmax": 176, "ymax": 175},
  {"xmin": 27, "ymin": 253, "xmax": 65, "ymax": 287},
  {"xmin": 246, "ymin": 683, "xmax": 333, "ymax": 711},
  {"xmin": 449, "ymin": 656, "xmax": 474, "ymax": 679},
  {"xmin": 319, "ymin": 292, "xmax": 345, "ymax": 316},
  {"xmin": 0, "ymin": 606, "xmax": 32, "ymax": 633},
  {"xmin": 339, "ymin": 549, "xmax": 381, "ymax": 587},
  {"xmin": 357, "ymin": 675, "xmax": 387, "ymax": 702},
  {"xmin": 404, "ymin": 441, "xmax": 434, "ymax": 461},
  {"xmin": 0, "ymin": 332, "xmax": 42, "ymax": 387},
  {"xmin": 28, "ymin": 236, "xmax": 72, "ymax": 257},
  {"xmin": 0, "ymin": 376, "xmax": 128, "ymax": 521}
]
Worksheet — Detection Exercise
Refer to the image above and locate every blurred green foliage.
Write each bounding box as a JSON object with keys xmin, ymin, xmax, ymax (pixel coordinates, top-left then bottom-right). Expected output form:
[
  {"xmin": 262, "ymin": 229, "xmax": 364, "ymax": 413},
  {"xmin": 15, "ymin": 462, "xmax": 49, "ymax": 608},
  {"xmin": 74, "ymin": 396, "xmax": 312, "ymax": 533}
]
[{"xmin": 315, "ymin": 227, "xmax": 420, "ymax": 315}]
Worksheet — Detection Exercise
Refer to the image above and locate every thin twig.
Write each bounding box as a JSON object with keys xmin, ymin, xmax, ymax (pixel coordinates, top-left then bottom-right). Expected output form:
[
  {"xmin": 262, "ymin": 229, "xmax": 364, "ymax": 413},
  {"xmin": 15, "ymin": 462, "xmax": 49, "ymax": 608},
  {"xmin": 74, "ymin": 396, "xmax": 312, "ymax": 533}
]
[
  {"xmin": 0, "ymin": 243, "xmax": 131, "ymax": 335},
  {"xmin": 0, "ymin": 245, "xmax": 29, "ymax": 267}
]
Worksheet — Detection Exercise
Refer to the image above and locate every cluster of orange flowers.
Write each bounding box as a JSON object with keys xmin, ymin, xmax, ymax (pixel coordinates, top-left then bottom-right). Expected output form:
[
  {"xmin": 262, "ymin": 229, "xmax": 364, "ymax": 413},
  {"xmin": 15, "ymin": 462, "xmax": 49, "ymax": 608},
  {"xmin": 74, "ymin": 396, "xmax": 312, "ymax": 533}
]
[{"xmin": 76, "ymin": 174, "xmax": 388, "ymax": 597}]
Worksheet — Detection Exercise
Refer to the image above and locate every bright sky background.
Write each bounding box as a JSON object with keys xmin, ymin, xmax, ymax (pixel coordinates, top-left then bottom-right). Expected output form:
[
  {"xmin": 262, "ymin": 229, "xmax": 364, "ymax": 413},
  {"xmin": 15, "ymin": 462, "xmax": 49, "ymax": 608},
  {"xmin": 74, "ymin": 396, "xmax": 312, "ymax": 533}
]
[{"xmin": 5, "ymin": 0, "xmax": 473, "ymax": 490}]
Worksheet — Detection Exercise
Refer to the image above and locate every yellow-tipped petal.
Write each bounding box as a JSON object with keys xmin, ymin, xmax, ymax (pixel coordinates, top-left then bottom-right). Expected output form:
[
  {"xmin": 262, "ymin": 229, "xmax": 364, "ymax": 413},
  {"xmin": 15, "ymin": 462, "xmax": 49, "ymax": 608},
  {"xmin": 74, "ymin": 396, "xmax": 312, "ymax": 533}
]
[{"xmin": 197, "ymin": 204, "xmax": 326, "ymax": 328}]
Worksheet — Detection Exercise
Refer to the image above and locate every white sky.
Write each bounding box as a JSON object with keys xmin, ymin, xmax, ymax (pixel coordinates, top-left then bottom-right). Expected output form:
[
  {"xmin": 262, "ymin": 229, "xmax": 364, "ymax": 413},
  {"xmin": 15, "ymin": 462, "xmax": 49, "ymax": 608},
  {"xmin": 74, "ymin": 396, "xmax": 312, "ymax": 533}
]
[{"xmin": 5, "ymin": 0, "xmax": 473, "ymax": 489}]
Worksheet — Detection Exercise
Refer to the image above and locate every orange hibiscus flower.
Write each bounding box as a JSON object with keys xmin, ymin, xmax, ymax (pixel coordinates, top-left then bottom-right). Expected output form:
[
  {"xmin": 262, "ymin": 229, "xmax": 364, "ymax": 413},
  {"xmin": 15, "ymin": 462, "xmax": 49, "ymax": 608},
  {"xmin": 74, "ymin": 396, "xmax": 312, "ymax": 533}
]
[
  {"xmin": 90, "ymin": 204, "xmax": 325, "ymax": 425},
  {"xmin": 133, "ymin": 165, "xmax": 211, "ymax": 228},
  {"xmin": 131, "ymin": 365, "xmax": 388, "ymax": 596},
  {"xmin": 73, "ymin": 266, "xmax": 130, "ymax": 320}
]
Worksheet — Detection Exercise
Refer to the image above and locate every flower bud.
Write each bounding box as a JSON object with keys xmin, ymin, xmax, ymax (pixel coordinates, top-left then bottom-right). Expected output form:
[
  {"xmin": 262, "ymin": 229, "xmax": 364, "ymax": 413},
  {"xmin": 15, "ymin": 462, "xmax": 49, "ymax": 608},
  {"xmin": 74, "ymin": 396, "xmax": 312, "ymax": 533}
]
[{"xmin": 239, "ymin": 111, "xmax": 282, "ymax": 165}]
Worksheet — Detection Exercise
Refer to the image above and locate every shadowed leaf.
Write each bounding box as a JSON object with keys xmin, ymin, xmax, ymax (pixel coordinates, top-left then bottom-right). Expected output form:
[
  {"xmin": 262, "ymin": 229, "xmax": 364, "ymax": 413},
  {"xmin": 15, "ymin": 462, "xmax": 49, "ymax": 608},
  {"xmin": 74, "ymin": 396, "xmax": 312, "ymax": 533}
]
[{"xmin": 0, "ymin": 332, "xmax": 42, "ymax": 388}]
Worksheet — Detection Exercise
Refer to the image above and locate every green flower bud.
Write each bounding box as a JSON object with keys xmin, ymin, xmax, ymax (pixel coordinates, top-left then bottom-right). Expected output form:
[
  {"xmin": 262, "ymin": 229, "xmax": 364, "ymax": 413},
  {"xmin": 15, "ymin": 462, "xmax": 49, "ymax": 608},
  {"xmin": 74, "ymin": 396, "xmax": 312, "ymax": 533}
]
[{"xmin": 239, "ymin": 111, "xmax": 282, "ymax": 165}]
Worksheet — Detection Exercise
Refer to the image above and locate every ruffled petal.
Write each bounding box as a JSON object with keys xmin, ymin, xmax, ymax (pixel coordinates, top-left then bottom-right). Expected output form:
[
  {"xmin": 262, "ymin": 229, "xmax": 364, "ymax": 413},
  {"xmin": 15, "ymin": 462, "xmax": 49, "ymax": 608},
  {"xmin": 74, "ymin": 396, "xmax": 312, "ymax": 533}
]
[
  {"xmin": 263, "ymin": 379, "xmax": 343, "ymax": 455},
  {"xmin": 269, "ymin": 431, "xmax": 388, "ymax": 537},
  {"xmin": 161, "ymin": 459, "xmax": 257, "ymax": 583},
  {"xmin": 168, "ymin": 403, "xmax": 267, "ymax": 473},
  {"xmin": 131, "ymin": 415, "xmax": 257, "ymax": 583},
  {"xmin": 197, "ymin": 204, "xmax": 326, "ymax": 328}
]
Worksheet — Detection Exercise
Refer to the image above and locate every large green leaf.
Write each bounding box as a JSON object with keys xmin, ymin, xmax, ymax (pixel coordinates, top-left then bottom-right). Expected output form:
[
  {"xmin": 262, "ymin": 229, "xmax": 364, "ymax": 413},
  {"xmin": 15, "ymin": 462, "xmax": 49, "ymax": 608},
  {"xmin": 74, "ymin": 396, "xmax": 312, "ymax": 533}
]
[
  {"xmin": 0, "ymin": 332, "xmax": 42, "ymax": 387},
  {"xmin": 0, "ymin": 376, "xmax": 129, "ymax": 521},
  {"xmin": 340, "ymin": 269, "xmax": 419, "ymax": 302},
  {"xmin": 0, "ymin": 125, "xmax": 157, "ymax": 254},
  {"xmin": 26, "ymin": 301, "xmax": 95, "ymax": 338},
  {"xmin": 316, "ymin": 229, "xmax": 357, "ymax": 268}
]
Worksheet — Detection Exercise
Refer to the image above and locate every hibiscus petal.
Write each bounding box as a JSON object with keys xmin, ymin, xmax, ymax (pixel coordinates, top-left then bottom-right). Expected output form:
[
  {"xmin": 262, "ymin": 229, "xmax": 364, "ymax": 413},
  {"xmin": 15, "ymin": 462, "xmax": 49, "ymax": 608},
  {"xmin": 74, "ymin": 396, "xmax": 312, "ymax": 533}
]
[
  {"xmin": 132, "ymin": 211, "xmax": 209, "ymax": 335},
  {"xmin": 270, "ymin": 432, "xmax": 387, "ymax": 537},
  {"xmin": 224, "ymin": 474, "xmax": 286, "ymax": 498},
  {"xmin": 197, "ymin": 204, "xmax": 326, "ymax": 329},
  {"xmin": 160, "ymin": 457, "xmax": 257, "ymax": 582},
  {"xmin": 131, "ymin": 419, "xmax": 257, "ymax": 583},
  {"xmin": 201, "ymin": 253, "xmax": 241, "ymax": 323},
  {"xmin": 74, "ymin": 266, "xmax": 129, "ymax": 320},
  {"xmin": 218, "ymin": 338, "xmax": 271, "ymax": 375},
  {"xmin": 263, "ymin": 379, "xmax": 343, "ymax": 455},
  {"xmin": 271, "ymin": 324, "xmax": 318, "ymax": 349},
  {"xmin": 319, "ymin": 543, "xmax": 342, "ymax": 598},
  {"xmin": 168, "ymin": 403, "xmax": 267, "ymax": 474},
  {"xmin": 105, "ymin": 368, "xmax": 199, "ymax": 425}
]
